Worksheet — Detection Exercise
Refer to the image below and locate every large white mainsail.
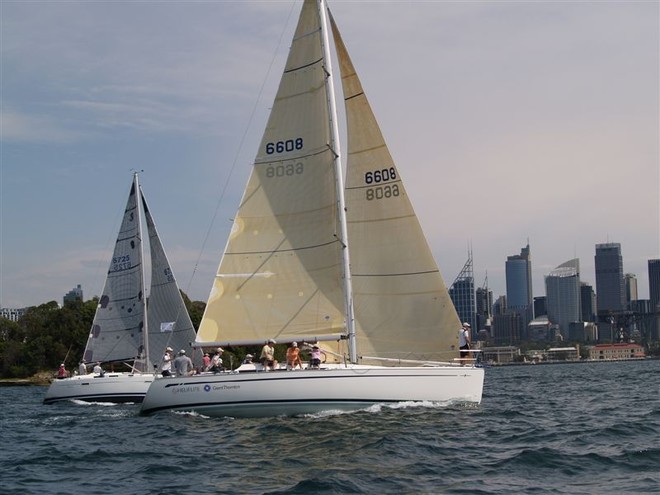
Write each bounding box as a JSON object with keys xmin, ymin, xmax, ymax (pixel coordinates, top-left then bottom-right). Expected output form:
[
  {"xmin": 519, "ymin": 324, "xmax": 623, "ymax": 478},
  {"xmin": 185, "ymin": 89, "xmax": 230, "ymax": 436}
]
[
  {"xmin": 330, "ymin": 15, "xmax": 461, "ymax": 363},
  {"xmin": 196, "ymin": 0, "xmax": 348, "ymax": 350},
  {"xmin": 83, "ymin": 178, "xmax": 146, "ymax": 365}
]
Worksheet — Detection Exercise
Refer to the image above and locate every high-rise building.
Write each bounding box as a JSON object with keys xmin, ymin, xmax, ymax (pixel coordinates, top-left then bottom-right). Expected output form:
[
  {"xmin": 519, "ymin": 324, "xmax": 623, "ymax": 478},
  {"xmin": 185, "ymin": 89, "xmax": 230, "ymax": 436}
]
[
  {"xmin": 492, "ymin": 312, "xmax": 522, "ymax": 345},
  {"xmin": 493, "ymin": 295, "xmax": 507, "ymax": 316},
  {"xmin": 475, "ymin": 285, "xmax": 493, "ymax": 333},
  {"xmin": 545, "ymin": 259, "xmax": 582, "ymax": 338},
  {"xmin": 649, "ymin": 259, "xmax": 660, "ymax": 340},
  {"xmin": 505, "ymin": 243, "xmax": 534, "ymax": 330},
  {"xmin": 449, "ymin": 251, "xmax": 476, "ymax": 334},
  {"xmin": 580, "ymin": 282, "xmax": 597, "ymax": 322},
  {"xmin": 533, "ymin": 296, "xmax": 547, "ymax": 318},
  {"xmin": 624, "ymin": 273, "xmax": 638, "ymax": 308},
  {"xmin": 594, "ymin": 243, "xmax": 625, "ymax": 316},
  {"xmin": 649, "ymin": 259, "xmax": 660, "ymax": 310}
]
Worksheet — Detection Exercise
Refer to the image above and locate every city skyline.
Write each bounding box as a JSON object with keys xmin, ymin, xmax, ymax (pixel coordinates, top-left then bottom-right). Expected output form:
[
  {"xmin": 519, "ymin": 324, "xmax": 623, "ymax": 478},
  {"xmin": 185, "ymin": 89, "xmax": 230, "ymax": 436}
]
[{"xmin": 2, "ymin": 1, "xmax": 658, "ymax": 308}]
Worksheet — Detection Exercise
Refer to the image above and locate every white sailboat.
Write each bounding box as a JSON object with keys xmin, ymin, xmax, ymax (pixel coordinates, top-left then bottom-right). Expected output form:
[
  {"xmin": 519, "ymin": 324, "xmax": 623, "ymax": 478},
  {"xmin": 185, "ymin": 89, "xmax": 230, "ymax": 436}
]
[
  {"xmin": 44, "ymin": 173, "xmax": 198, "ymax": 404},
  {"xmin": 140, "ymin": 0, "xmax": 484, "ymax": 418}
]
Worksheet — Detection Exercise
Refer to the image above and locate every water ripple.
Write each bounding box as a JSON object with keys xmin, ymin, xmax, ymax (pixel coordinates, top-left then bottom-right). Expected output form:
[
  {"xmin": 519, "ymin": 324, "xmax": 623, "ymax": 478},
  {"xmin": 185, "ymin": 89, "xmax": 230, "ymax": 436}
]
[{"xmin": 1, "ymin": 360, "xmax": 659, "ymax": 494}]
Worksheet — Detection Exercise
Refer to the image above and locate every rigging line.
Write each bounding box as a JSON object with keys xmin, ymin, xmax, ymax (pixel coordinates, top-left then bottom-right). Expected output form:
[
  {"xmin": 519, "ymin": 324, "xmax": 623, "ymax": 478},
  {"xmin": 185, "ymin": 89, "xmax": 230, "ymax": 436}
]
[{"xmin": 181, "ymin": 1, "xmax": 299, "ymax": 298}]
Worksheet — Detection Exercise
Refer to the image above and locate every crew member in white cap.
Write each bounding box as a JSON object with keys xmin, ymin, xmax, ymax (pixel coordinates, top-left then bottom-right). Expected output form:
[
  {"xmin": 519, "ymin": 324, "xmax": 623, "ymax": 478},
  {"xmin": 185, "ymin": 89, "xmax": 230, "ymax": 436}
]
[
  {"xmin": 260, "ymin": 339, "xmax": 278, "ymax": 371},
  {"xmin": 161, "ymin": 346, "xmax": 174, "ymax": 376},
  {"xmin": 210, "ymin": 347, "xmax": 224, "ymax": 373},
  {"xmin": 458, "ymin": 322, "xmax": 471, "ymax": 366}
]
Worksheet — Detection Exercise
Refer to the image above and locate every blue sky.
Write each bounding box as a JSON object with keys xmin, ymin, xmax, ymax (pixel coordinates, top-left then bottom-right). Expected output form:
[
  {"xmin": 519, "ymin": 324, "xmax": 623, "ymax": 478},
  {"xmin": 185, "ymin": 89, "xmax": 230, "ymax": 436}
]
[{"xmin": 1, "ymin": 0, "xmax": 658, "ymax": 309}]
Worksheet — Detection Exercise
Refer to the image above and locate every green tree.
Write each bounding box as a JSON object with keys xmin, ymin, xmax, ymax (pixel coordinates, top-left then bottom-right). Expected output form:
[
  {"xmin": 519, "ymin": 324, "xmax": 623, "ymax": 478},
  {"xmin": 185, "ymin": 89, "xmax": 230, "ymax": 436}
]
[{"xmin": 0, "ymin": 299, "xmax": 97, "ymax": 378}]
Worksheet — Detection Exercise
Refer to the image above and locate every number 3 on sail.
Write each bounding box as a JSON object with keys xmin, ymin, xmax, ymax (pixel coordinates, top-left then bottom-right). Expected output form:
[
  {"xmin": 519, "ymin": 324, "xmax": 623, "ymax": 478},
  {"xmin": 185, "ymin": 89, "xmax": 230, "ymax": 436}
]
[{"xmin": 140, "ymin": 0, "xmax": 484, "ymax": 419}]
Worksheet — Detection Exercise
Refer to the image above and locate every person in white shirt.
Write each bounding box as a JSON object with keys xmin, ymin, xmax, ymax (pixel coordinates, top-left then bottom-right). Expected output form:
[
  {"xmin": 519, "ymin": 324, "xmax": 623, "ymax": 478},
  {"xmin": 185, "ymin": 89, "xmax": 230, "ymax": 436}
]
[
  {"xmin": 161, "ymin": 347, "xmax": 173, "ymax": 376},
  {"xmin": 458, "ymin": 322, "xmax": 471, "ymax": 366},
  {"xmin": 210, "ymin": 347, "xmax": 224, "ymax": 373}
]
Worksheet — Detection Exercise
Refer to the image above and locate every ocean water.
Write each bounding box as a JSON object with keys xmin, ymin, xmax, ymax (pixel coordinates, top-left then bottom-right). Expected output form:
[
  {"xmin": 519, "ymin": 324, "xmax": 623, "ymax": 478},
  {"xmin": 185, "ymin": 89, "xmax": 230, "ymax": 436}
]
[{"xmin": 1, "ymin": 359, "xmax": 659, "ymax": 495}]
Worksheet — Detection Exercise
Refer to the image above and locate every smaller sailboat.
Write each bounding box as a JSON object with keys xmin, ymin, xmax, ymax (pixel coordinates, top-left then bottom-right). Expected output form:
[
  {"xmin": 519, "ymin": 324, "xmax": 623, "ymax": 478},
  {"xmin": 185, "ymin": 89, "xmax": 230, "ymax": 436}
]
[{"xmin": 44, "ymin": 173, "xmax": 198, "ymax": 404}]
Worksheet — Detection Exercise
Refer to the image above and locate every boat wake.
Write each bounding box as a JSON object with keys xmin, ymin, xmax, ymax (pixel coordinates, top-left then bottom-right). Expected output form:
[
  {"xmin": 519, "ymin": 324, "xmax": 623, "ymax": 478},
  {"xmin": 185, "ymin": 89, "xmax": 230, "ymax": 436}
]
[
  {"xmin": 171, "ymin": 409, "xmax": 212, "ymax": 419},
  {"xmin": 70, "ymin": 399, "xmax": 123, "ymax": 407}
]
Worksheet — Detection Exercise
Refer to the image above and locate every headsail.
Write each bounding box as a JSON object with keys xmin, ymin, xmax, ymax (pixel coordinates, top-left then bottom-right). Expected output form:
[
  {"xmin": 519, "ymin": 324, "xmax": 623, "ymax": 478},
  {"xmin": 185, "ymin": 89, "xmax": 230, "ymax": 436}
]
[
  {"xmin": 195, "ymin": 0, "xmax": 347, "ymax": 347},
  {"xmin": 83, "ymin": 179, "xmax": 146, "ymax": 364},
  {"xmin": 141, "ymin": 191, "xmax": 200, "ymax": 370},
  {"xmin": 329, "ymin": 12, "xmax": 461, "ymax": 362}
]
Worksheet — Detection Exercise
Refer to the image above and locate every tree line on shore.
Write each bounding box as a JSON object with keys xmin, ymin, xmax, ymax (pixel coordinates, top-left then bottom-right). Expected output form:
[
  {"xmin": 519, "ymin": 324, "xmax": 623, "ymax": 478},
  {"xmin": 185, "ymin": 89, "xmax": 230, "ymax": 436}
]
[{"xmin": 0, "ymin": 293, "xmax": 205, "ymax": 379}]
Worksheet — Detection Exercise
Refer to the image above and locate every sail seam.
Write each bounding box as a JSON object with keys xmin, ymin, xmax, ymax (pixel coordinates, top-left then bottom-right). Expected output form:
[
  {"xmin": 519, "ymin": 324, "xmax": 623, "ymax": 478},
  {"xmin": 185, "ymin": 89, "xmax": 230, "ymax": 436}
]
[
  {"xmin": 226, "ymin": 239, "xmax": 339, "ymax": 256},
  {"xmin": 346, "ymin": 179, "xmax": 402, "ymax": 191},
  {"xmin": 352, "ymin": 270, "xmax": 439, "ymax": 277},
  {"xmin": 254, "ymin": 146, "xmax": 330, "ymax": 166},
  {"xmin": 284, "ymin": 56, "xmax": 323, "ymax": 74},
  {"xmin": 345, "ymin": 91, "xmax": 364, "ymax": 101}
]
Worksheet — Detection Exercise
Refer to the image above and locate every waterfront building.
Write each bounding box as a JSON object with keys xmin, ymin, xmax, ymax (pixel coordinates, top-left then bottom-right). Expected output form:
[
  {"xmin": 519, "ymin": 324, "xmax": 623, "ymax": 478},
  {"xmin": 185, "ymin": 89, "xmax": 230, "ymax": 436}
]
[
  {"xmin": 481, "ymin": 346, "xmax": 519, "ymax": 364},
  {"xmin": 587, "ymin": 343, "xmax": 645, "ymax": 361},
  {"xmin": 545, "ymin": 259, "xmax": 582, "ymax": 339},
  {"xmin": 546, "ymin": 347, "xmax": 580, "ymax": 361}
]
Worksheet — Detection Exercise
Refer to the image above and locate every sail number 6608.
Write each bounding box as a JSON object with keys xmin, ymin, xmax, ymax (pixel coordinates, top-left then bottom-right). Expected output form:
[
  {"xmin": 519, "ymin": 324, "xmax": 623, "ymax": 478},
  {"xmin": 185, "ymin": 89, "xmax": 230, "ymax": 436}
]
[
  {"xmin": 265, "ymin": 138, "xmax": 303, "ymax": 155},
  {"xmin": 364, "ymin": 167, "xmax": 396, "ymax": 184}
]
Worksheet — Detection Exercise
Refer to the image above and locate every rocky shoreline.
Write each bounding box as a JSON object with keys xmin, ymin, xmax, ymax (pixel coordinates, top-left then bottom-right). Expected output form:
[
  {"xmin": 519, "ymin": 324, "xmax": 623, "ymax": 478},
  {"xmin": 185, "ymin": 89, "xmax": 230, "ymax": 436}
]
[{"xmin": 0, "ymin": 372, "xmax": 53, "ymax": 386}]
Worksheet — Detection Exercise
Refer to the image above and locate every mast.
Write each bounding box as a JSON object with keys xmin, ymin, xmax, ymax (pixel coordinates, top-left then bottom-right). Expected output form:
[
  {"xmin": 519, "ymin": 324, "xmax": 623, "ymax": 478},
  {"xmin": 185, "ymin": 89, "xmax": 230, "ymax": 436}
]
[
  {"xmin": 317, "ymin": 0, "xmax": 357, "ymax": 363},
  {"xmin": 134, "ymin": 171, "xmax": 149, "ymax": 370}
]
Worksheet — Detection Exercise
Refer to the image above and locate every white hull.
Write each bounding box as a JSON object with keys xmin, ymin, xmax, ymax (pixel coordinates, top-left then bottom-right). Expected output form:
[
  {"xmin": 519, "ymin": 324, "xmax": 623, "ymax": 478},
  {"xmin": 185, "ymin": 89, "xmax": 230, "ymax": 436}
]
[
  {"xmin": 140, "ymin": 365, "xmax": 484, "ymax": 418},
  {"xmin": 43, "ymin": 372, "xmax": 155, "ymax": 404}
]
